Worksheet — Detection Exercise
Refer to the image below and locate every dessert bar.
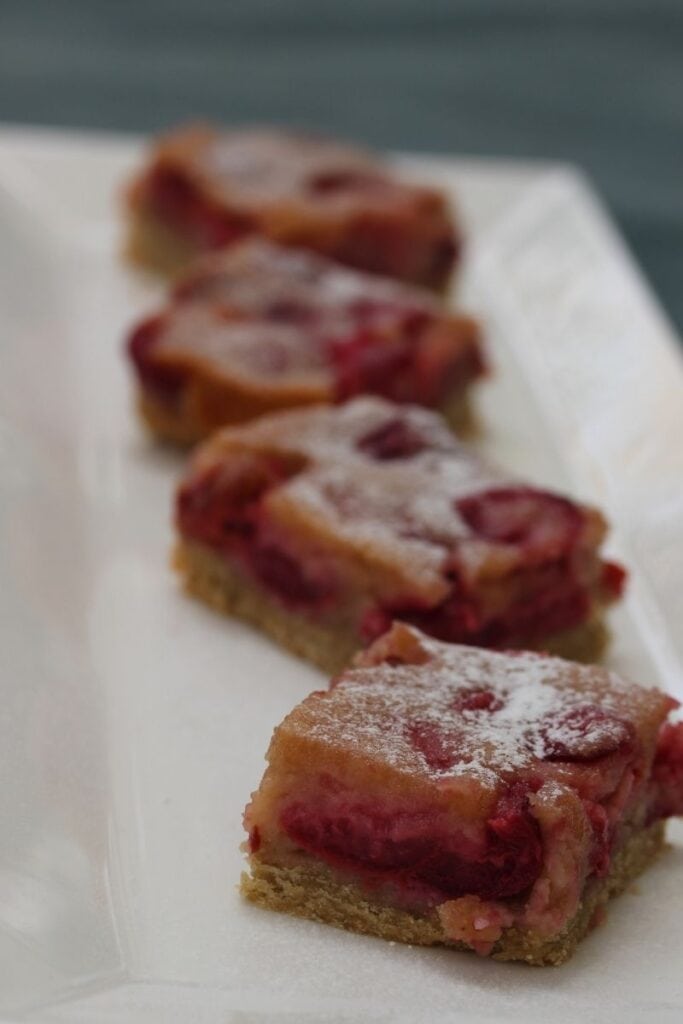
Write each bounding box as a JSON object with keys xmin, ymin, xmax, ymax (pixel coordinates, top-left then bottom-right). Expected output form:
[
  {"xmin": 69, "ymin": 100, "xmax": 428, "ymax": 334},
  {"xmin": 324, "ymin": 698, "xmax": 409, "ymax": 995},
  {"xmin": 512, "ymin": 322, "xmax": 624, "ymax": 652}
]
[
  {"xmin": 127, "ymin": 240, "xmax": 484, "ymax": 443},
  {"xmin": 174, "ymin": 398, "xmax": 626, "ymax": 669},
  {"xmin": 242, "ymin": 623, "xmax": 683, "ymax": 964},
  {"xmin": 125, "ymin": 124, "xmax": 459, "ymax": 288}
]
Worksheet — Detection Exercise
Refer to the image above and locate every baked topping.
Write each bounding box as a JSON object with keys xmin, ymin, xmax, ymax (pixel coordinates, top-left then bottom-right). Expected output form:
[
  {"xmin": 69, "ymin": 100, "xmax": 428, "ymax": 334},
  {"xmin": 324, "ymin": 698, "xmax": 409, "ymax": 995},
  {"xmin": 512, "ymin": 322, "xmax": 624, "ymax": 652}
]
[
  {"xmin": 128, "ymin": 244, "xmax": 483, "ymax": 420},
  {"xmin": 128, "ymin": 125, "xmax": 460, "ymax": 287},
  {"xmin": 300, "ymin": 626, "xmax": 666, "ymax": 783},
  {"xmin": 139, "ymin": 125, "xmax": 449, "ymax": 219},
  {"xmin": 179, "ymin": 399, "xmax": 609, "ymax": 615},
  {"xmin": 153, "ymin": 306, "xmax": 330, "ymax": 387}
]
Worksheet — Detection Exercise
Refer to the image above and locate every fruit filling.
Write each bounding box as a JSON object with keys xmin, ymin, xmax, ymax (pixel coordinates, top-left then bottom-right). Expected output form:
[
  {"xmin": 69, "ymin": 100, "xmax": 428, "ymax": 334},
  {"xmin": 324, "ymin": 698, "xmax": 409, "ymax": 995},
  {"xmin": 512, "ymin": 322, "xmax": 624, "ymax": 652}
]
[
  {"xmin": 361, "ymin": 566, "xmax": 592, "ymax": 650},
  {"xmin": 356, "ymin": 416, "xmax": 434, "ymax": 460},
  {"xmin": 328, "ymin": 214, "xmax": 459, "ymax": 290},
  {"xmin": 648, "ymin": 719, "xmax": 683, "ymax": 821},
  {"xmin": 456, "ymin": 488, "xmax": 582, "ymax": 561},
  {"xmin": 177, "ymin": 451, "xmax": 337, "ymax": 611},
  {"xmin": 278, "ymin": 781, "xmax": 543, "ymax": 903},
  {"xmin": 329, "ymin": 317, "xmax": 482, "ymax": 406},
  {"xmin": 142, "ymin": 166, "xmax": 254, "ymax": 249},
  {"xmin": 128, "ymin": 313, "xmax": 185, "ymax": 406},
  {"xmin": 361, "ymin": 484, "xmax": 626, "ymax": 651}
]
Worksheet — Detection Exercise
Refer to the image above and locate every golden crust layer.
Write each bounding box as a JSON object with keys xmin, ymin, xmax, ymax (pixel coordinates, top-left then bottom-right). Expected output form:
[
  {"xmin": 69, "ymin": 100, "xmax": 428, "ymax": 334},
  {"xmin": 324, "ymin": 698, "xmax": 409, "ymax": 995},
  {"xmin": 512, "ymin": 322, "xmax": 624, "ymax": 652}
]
[
  {"xmin": 241, "ymin": 820, "xmax": 665, "ymax": 966},
  {"xmin": 174, "ymin": 539, "xmax": 609, "ymax": 673},
  {"xmin": 125, "ymin": 208, "xmax": 196, "ymax": 278}
]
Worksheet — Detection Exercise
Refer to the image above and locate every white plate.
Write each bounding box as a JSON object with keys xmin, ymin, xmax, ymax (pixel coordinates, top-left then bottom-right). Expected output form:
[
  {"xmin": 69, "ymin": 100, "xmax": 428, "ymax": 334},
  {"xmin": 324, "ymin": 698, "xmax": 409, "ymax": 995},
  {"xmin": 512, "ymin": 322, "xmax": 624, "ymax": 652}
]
[{"xmin": 1, "ymin": 127, "xmax": 682, "ymax": 1024}]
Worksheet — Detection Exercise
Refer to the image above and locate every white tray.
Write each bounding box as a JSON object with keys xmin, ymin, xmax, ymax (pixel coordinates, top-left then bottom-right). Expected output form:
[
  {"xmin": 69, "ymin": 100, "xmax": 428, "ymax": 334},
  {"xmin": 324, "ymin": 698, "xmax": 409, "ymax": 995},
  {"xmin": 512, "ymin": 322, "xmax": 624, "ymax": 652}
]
[{"xmin": 1, "ymin": 127, "xmax": 682, "ymax": 1024}]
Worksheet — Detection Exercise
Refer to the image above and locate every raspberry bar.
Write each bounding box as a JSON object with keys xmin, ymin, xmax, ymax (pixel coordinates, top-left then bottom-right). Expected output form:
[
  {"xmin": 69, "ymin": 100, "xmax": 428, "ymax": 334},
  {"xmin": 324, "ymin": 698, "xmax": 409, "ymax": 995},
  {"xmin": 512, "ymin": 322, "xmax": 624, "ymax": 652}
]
[
  {"xmin": 174, "ymin": 398, "xmax": 625, "ymax": 669},
  {"xmin": 125, "ymin": 124, "xmax": 459, "ymax": 288},
  {"xmin": 127, "ymin": 240, "xmax": 484, "ymax": 444},
  {"xmin": 242, "ymin": 623, "xmax": 683, "ymax": 965}
]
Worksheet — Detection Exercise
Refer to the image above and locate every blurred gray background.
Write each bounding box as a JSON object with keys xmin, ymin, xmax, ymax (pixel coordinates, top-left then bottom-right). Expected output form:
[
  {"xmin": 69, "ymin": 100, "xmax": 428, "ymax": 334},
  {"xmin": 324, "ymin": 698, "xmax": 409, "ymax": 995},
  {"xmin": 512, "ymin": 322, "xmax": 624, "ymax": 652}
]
[{"xmin": 1, "ymin": 0, "xmax": 681, "ymax": 333}]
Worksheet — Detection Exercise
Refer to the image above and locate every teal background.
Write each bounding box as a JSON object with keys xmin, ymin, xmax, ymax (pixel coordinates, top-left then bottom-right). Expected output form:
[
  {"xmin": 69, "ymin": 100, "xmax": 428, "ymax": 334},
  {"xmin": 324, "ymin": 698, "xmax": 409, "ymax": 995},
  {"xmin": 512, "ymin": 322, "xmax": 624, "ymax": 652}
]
[{"xmin": 1, "ymin": 1, "xmax": 681, "ymax": 333}]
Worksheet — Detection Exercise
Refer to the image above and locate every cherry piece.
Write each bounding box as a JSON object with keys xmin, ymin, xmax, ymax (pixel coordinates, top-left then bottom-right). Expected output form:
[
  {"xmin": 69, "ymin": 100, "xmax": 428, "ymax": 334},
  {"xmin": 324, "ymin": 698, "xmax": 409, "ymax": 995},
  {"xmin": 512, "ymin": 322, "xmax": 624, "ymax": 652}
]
[
  {"xmin": 148, "ymin": 167, "xmax": 252, "ymax": 249},
  {"xmin": 649, "ymin": 719, "xmax": 683, "ymax": 821},
  {"xmin": 405, "ymin": 719, "xmax": 458, "ymax": 773},
  {"xmin": 307, "ymin": 170, "xmax": 386, "ymax": 195},
  {"xmin": 127, "ymin": 314, "xmax": 186, "ymax": 405},
  {"xmin": 331, "ymin": 333, "xmax": 414, "ymax": 403},
  {"xmin": 601, "ymin": 560, "xmax": 628, "ymax": 599},
  {"xmin": 176, "ymin": 455, "xmax": 293, "ymax": 547},
  {"xmin": 451, "ymin": 688, "xmax": 504, "ymax": 714},
  {"xmin": 538, "ymin": 704, "xmax": 633, "ymax": 762},
  {"xmin": 248, "ymin": 543, "xmax": 335, "ymax": 609},
  {"xmin": 456, "ymin": 487, "xmax": 582, "ymax": 560},
  {"xmin": 357, "ymin": 417, "xmax": 430, "ymax": 460}
]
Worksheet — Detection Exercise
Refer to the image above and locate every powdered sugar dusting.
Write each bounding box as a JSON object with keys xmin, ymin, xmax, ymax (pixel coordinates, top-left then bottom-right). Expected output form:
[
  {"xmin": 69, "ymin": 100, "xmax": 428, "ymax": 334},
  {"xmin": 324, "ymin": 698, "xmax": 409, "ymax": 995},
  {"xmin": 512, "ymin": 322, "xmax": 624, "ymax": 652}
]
[{"xmin": 290, "ymin": 627, "xmax": 667, "ymax": 786}]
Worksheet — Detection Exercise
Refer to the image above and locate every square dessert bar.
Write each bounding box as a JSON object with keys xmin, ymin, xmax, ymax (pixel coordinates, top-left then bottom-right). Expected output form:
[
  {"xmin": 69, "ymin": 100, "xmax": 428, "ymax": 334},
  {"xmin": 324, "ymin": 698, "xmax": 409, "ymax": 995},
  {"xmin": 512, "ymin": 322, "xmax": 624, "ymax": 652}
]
[
  {"xmin": 125, "ymin": 123, "xmax": 459, "ymax": 289},
  {"xmin": 242, "ymin": 623, "xmax": 683, "ymax": 965},
  {"xmin": 127, "ymin": 239, "xmax": 484, "ymax": 444},
  {"xmin": 174, "ymin": 398, "xmax": 626, "ymax": 669}
]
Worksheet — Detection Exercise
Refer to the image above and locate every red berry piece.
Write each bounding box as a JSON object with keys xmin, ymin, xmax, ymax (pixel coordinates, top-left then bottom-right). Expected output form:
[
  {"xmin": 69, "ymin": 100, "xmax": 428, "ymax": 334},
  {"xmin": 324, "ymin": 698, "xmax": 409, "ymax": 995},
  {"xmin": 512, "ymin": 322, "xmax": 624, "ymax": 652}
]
[
  {"xmin": 307, "ymin": 170, "xmax": 386, "ymax": 195},
  {"xmin": 538, "ymin": 704, "xmax": 634, "ymax": 762},
  {"xmin": 649, "ymin": 719, "xmax": 683, "ymax": 821},
  {"xmin": 127, "ymin": 314, "xmax": 186, "ymax": 404},
  {"xmin": 248, "ymin": 543, "xmax": 336, "ymax": 609},
  {"xmin": 601, "ymin": 560, "xmax": 628, "ymax": 599},
  {"xmin": 405, "ymin": 720, "xmax": 457, "ymax": 773},
  {"xmin": 456, "ymin": 486, "xmax": 582, "ymax": 560},
  {"xmin": 451, "ymin": 688, "xmax": 504, "ymax": 713},
  {"xmin": 357, "ymin": 417, "xmax": 431, "ymax": 460}
]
